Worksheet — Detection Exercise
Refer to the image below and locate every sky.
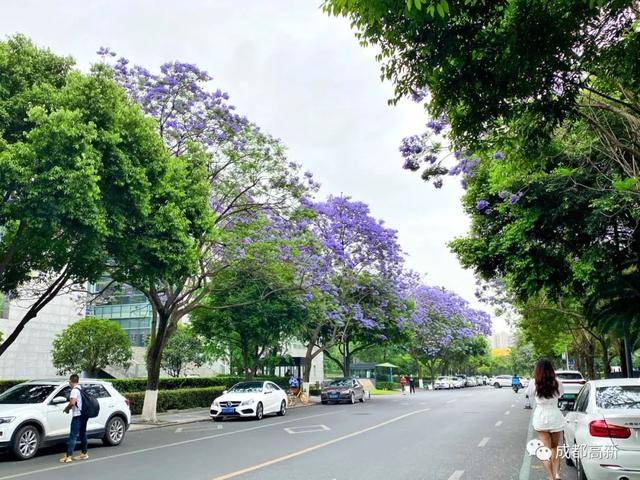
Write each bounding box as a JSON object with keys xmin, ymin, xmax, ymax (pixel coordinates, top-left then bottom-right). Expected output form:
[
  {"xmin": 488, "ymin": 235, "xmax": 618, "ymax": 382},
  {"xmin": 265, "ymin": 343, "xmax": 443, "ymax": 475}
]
[{"xmin": 0, "ymin": 1, "xmax": 507, "ymax": 333}]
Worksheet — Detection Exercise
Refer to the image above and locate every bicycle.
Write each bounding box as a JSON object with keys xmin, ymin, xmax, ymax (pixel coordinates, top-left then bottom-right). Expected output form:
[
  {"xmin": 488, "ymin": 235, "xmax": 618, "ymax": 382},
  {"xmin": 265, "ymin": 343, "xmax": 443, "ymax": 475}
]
[{"xmin": 287, "ymin": 387, "xmax": 309, "ymax": 407}]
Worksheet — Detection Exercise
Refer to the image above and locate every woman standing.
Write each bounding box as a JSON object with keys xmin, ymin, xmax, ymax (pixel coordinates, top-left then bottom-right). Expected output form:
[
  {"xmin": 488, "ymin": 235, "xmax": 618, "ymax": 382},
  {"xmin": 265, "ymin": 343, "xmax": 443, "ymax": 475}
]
[{"xmin": 526, "ymin": 359, "xmax": 565, "ymax": 480}]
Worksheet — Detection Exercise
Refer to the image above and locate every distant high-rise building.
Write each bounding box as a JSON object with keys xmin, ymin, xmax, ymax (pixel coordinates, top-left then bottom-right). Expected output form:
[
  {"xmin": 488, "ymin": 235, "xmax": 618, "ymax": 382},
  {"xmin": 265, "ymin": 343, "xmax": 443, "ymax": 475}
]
[{"xmin": 490, "ymin": 330, "xmax": 514, "ymax": 350}]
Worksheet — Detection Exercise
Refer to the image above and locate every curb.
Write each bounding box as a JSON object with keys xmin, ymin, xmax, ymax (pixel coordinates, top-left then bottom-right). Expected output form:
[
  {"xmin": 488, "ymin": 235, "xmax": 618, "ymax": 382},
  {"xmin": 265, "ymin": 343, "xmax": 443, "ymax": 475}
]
[{"xmin": 130, "ymin": 402, "xmax": 318, "ymax": 431}]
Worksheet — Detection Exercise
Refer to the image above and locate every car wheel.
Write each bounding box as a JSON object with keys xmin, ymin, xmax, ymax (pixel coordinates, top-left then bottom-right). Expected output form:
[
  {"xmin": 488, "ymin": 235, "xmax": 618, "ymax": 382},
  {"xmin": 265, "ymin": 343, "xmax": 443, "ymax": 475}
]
[
  {"xmin": 562, "ymin": 433, "xmax": 574, "ymax": 467},
  {"xmin": 277, "ymin": 400, "xmax": 286, "ymax": 416},
  {"xmin": 493, "ymin": 382, "xmax": 500, "ymax": 388},
  {"xmin": 255, "ymin": 402, "xmax": 264, "ymax": 420},
  {"xmin": 102, "ymin": 416, "xmax": 126, "ymax": 446},
  {"xmin": 12, "ymin": 425, "xmax": 40, "ymax": 460},
  {"xmin": 350, "ymin": 392, "xmax": 356, "ymax": 404},
  {"xmin": 359, "ymin": 393, "xmax": 365, "ymax": 403},
  {"xmin": 321, "ymin": 400, "xmax": 328, "ymax": 405}
]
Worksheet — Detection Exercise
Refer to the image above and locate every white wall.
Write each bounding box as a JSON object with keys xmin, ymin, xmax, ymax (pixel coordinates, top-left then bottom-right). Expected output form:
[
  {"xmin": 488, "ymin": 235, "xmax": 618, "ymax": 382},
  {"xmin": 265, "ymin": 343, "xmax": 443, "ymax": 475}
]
[{"xmin": 0, "ymin": 291, "xmax": 84, "ymax": 380}]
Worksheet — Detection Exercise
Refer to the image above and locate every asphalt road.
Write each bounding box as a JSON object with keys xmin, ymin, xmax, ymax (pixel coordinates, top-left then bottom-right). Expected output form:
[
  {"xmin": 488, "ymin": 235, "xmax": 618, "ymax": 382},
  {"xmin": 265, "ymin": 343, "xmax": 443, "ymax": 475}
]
[{"xmin": 0, "ymin": 386, "xmax": 570, "ymax": 480}]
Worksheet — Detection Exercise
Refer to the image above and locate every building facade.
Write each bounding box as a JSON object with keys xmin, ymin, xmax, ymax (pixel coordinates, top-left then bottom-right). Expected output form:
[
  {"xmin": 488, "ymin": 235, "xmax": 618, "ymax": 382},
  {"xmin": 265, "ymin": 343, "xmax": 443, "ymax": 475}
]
[{"xmin": 0, "ymin": 290, "xmax": 84, "ymax": 379}]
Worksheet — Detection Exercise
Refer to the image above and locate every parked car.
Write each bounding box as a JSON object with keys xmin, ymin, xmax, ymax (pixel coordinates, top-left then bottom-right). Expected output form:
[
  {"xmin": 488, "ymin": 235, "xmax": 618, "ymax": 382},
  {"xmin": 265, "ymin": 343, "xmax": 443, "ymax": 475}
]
[
  {"xmin": 210, "ymin": 381, "xmax": 287, "ymax": 421},
  {"xmin": 435, "ymin": 376, "xmax": 455, "ymax": 390},
  {"xmin": 490, "ymin": 375, "xmax": 513, "ymax": 388},
  {"xmin": 564, "ymin": 379, "xmax": 640, "ymax": 480},
  {"xmin": 452, "ymin": 377, "xmax": 465, "ymax": 389},
  {"xmin": 0, "ymin": 379, "xmax": 131, "ymax": 460},
  {"xmin": 467, "ymin": 376, "xmax": 478, "ymax": 387},
  {"xmin": 556, "ymin": 370, "xmax": 586, "ymax": 410},
  {"xmin": 455, "ymin": 375, "xmax": 468, "ymax": 387},
  {"xmin": 321, "ymin": 378, "xmax": 365, "ymax": 404}
]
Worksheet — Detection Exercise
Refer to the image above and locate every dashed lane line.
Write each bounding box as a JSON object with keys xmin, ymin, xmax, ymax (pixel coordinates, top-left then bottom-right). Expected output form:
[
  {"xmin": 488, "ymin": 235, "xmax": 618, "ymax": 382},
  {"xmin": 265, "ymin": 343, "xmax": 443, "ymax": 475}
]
[
  {"xmin": 0, "ymin": 410, "xmax": 339, "ymax": 480},
  {"xmin": 211, "ymin": 408, "xmax": 432, "ymax": 480},
  {"xmin": 478, "ymin": 437, "xmax": 490, "ymax": 447},
  {"xmin": 495, "ymin": 420, "xmax": 503, "ymax": 427},
  {"xmin": 447, "ymin": 470, "xmax": 464, "ymax": 480}
]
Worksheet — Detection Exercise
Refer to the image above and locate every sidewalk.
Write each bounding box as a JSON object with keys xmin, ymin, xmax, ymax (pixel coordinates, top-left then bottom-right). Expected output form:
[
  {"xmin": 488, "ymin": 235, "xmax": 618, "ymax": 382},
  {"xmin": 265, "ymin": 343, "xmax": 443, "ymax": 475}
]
[{"xmin": 130, "ymin": 397, "xmax": 319, "ymax": 431}]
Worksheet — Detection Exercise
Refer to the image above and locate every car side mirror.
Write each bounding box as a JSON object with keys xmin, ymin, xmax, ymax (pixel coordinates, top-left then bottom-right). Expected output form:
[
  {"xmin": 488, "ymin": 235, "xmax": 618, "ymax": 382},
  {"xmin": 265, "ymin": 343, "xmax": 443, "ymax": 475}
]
[{"xmin": 51, "ymin": 396, "xmax": 67, "ymax": 405}]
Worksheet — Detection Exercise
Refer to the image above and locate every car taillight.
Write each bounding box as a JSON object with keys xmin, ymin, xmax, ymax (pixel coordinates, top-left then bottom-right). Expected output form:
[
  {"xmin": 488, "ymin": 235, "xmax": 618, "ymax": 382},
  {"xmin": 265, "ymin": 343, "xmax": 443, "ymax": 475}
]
[
  {"xmin": 124, "ymin": 398, "xmax": 130, "ymax": 407},
  {"xmin": 589, "ymin": 419, "xmax": 631, "ymax": 439}
]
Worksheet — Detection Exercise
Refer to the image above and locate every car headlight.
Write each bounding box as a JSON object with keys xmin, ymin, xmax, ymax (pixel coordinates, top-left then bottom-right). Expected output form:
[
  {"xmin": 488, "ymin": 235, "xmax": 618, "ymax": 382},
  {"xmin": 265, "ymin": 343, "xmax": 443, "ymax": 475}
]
[
  {"xmin": 0, "ymin": 417, "xmax": 15, "ymax": 425},
  {"xmin": 212, "ymin": 400, "xmax": 220, "ymax": 407},
  {"xmin": 241, "ymin": 399, "xmax": 255, "ymax": 406}
]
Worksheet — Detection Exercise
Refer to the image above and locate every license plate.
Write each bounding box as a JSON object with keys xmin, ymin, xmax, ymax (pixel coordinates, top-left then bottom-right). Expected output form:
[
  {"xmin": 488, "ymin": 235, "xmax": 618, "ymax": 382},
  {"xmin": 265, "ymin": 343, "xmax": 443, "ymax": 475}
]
[
  {"xmin": 222, "ymin": 407, "xmax": 235, "ymax": 414},
  {"xmin": 330, "ymin": 393, "xmax": 339, "ymax": 399}
]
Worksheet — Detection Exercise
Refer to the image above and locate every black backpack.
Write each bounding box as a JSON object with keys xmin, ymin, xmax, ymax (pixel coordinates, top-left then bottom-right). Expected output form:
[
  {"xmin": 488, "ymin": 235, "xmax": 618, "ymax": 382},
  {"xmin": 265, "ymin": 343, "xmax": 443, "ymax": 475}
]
[{"xmin": 77, "ymin": 387, "xmax": 100, "ymax": 419}]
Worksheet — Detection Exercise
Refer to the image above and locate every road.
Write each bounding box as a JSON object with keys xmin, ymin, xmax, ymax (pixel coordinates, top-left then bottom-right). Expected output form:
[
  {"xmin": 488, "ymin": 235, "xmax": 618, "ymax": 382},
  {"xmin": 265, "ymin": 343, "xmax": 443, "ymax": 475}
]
[{"xmin": 0, "ymin": 386, "xmax": 568, "ymax": 480}]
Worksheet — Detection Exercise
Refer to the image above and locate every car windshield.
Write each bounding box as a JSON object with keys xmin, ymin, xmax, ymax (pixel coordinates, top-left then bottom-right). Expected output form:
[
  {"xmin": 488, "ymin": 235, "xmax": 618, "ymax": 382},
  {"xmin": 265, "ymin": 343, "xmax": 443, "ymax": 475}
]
[
  {"xmin": 328, "ymin": 379, "xmax": 351, "ymax": 387},
  {"xmin": 596, "ymin": 386, "xmax": 640, "ymax": 409},
  {"xmin": 557, "ymin": 373, "xmax": 583, "ymax": 380},
  {"xmin": 229, "ymin": 382, "xmax": 264, "ymax": 393},
  {"xmin": 0, "ymin": 384, "xmax": 57, "ymax": 404}
]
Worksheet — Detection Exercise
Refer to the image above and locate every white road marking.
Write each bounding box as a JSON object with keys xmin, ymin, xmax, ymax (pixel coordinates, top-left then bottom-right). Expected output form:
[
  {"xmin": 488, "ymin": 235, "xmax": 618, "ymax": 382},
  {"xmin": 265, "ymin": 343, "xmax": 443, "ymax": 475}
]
[
  {"xmin": 175, "ymin": 424, "xmax": 223, "ymax": 433},
  {"xmin": 505, "ymin": 410, "xmax": 511, "ymax": 415},
  {"xmin": 478, "ymin": 437, "xmax": 490, "ymax": 447},
  {"xmin": 448, "ymin": 470, "xmax": 464, "ymax": 480},
  {"xmin": 495, "ymin": 420, "xmax": 503, "ymax": 427},
  {"xmin": 446, "ymin": 399, "xmax": 456, "ymax": 403},
  {"xmin": 0, "ymin": 410, "xmax": 340, "ymax": 480},
  {"xmin": 283, "ymin": 424, "xmax": 330, "ymax": 434},
  {"xmin": 511, "ymin": 404, "xmax": 515, "ymax": 408},
  {"xmin": 212, "ymin": 408, "xmax": 432, "ymax": 480}
]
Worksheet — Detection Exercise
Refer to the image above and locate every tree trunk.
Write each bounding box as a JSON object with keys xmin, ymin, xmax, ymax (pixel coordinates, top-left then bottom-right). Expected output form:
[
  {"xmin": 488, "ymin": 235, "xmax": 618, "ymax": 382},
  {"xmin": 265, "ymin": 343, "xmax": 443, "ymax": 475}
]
[
  {"xmin": 142, "ymin": 309, "xmax": 171, "ymax": 423},
  {"xmin": 342, "ymin": 340, "xmax": 351, "ymax": 377},
  {"xmin": 602, "ymin": 347, "xmax": 611, "ymax": 378},
  {"xmin": 303, "ymin": 343, "xmax": 314, "ymax": 383},
  {"xmin": 619, "ymin": 339, "xmax": 628, "ymax": 377}
]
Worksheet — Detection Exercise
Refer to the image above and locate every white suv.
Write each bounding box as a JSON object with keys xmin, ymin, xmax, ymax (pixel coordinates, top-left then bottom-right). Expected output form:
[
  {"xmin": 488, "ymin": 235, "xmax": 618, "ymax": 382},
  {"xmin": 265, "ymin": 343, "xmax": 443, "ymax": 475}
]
[
  {"xmin": 490, "ymin": 375, "xmax": 513, "ymax": 388},
  {"xmin": 0, "ymin": 379, "xmax": 131, "ymax": 460}
]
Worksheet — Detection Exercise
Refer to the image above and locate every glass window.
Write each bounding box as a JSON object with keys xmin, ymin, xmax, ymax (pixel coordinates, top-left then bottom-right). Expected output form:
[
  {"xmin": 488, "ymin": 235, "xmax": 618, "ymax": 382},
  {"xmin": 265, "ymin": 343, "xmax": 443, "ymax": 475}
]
[
  {"xmin": 82, "ymin": 384, "xmax": 111, "ymax": 398},
  {"xmin": 575, "ymin": 385, "xmax": 590, "ymax": 412},
  {"xmin": 596, "ymin": 385, "xmax": 640, "ymax": 409},
  {"xmin": 229, "ymin": 382, "xmax": 263, "ymax": 393},
  {"xmin": 557, "ymin": 372, "xmax": 583, "ymax": 380},
  {"xmin": 0, "ymin": 384, "xmax": 56, "ymax": 404},
  {"xmin": 269, "ymin": 382, "xmax": 281, "ymax": 391}
]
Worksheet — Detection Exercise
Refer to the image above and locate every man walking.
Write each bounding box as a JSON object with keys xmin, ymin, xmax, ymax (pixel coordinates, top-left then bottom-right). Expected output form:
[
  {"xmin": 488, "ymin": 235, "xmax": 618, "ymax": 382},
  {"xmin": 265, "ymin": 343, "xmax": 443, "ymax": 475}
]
[
  {"xmin": 60, "ymin": 374, "xmax": 89, "ymax": 463},
  {"xmin": 409, "ymin": 375, "xmax": 416, "ymax": 394}
]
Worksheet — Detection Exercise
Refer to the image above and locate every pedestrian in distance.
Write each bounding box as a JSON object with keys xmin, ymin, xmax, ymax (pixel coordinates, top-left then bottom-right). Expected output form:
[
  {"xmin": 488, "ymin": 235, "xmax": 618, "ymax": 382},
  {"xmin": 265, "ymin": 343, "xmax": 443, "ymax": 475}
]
[
  {"xmin": 525, "ymin": 360, "xmax": 565, "ymax": 480},
  {"xmin": 59, "ymin": 374, "xmax": 89, "ymax": 463},
  {"xmin": 400, "ymin": 375, "xmax": 408, "ymax": 395},
  {"xmin": 409, "ymin": 375, "xmax": 416, "ymax": 394}
]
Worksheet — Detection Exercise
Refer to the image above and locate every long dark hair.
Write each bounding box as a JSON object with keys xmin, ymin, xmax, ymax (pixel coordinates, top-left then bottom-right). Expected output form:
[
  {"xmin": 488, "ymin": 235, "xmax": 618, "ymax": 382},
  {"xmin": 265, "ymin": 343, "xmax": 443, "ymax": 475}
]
[{"xmin": 534, "ymin": 359, "xmax": 559, "ymax": 399}]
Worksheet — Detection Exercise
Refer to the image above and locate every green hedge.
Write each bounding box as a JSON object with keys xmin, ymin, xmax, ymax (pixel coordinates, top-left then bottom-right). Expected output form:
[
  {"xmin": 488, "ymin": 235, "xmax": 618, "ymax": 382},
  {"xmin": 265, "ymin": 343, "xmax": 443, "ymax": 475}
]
[
  {"xmin": 375, "ymin": 381, "xmax": 398, "ymax": 391},
  {"xmin": 110, "ymin": 375, "xmax": 289, "ymax": 393},
  {"xmin": 0, "ymin": 376, "xmax": 289, "ymax": 396},
  {"xmin": 0, "ymin": 380, "xmax": 25, "ymax": 394},
  {"xmin": 126, "ymin": 386, "xmax": 225, "ymax": 415}
]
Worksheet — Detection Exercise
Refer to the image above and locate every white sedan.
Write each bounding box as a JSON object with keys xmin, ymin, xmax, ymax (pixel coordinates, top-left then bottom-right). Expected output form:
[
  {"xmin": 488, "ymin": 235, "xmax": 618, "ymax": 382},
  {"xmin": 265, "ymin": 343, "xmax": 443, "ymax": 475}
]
[
  {"xmin": 434, "ymin": 376, "xmax": 455, "ymax": 390},
  {"xmin": 210, "ymin": 381, "xmax": 287, "ymax": 421},
  {"xmin": 564, "ymin": 378, "xmax": 640, "ymax": 480}
]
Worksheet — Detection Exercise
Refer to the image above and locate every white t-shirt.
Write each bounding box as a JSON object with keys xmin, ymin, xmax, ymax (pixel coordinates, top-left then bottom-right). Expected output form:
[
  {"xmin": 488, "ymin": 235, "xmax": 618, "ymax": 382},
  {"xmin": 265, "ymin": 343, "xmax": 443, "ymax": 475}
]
[{"xmin": 70, "ymin": 386, "xmax": 83, "ymax": 417}]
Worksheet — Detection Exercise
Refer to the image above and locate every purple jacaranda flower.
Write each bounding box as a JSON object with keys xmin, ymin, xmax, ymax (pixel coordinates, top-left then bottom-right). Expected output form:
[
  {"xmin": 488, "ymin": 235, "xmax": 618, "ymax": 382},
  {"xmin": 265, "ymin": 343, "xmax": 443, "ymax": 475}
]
[
  {"xmin": 493, "ymin": 151, "xmax": 504, "ymax": 160},
  {"xmin": 476, "ymin": 200, "xmax": 490, "ymax": 211}
]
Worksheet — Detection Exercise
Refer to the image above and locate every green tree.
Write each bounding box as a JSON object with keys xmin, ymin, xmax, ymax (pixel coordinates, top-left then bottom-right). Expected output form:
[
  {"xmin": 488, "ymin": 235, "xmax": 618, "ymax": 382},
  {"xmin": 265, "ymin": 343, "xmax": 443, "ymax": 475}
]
[
  {"xmin": 0, "ymin": 35, "xmax": 188, "ymax": 359},
  {"xmin": 51, "ymin": 317, "xmax": 132, "ymax": 377},
  {"xmin": 160, "ymin": 325, "xmax": 205, "ymax": 378},
  {"xmin": 191, "ymin": 261, "xmax": 304, "ymax": 379}
]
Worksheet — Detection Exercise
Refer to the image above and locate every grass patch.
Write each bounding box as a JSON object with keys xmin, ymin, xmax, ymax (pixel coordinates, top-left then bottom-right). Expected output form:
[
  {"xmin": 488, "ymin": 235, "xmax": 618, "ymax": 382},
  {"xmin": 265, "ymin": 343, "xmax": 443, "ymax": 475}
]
[{"xmin": 369, "ymin": 388, "xmax": 399, "ymax": 395}]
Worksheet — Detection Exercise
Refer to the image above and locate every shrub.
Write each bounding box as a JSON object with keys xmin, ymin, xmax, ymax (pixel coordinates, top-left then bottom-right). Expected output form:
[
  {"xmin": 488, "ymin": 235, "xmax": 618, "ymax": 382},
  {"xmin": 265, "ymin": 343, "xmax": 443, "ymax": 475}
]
[
  {"xmin": 0, "ymin": 380, "xmax": 25, "ymax": 394},
  {"xmin": 110, "ymin": 375, "xmax": 288, "ymax": 393},
  {"xmin": 126, "ymin": 386, "xmax": 225, "ymax": 415},
  {"xmin": 375, "ymin": 381, "xmax": 398, "ymax": 391}
]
